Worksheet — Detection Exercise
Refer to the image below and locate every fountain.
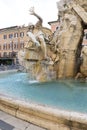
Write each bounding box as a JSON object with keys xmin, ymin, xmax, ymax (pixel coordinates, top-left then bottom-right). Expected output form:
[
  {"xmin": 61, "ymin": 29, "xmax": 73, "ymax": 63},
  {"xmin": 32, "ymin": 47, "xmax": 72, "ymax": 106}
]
[
  {"xmin": 18, "ymin": 0, "xmax": 87, "ymax": 82},
  {"xmin": 0, "ymin": 0, "xmax": 87, "ymax": 130}
]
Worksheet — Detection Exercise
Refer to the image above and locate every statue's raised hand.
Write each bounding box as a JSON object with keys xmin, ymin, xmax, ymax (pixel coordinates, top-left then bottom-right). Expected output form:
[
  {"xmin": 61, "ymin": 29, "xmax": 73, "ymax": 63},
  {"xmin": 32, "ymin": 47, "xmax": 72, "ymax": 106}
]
[{"xmin": 29, "ymin": 7, "xmax": 35, "ymax": 15}]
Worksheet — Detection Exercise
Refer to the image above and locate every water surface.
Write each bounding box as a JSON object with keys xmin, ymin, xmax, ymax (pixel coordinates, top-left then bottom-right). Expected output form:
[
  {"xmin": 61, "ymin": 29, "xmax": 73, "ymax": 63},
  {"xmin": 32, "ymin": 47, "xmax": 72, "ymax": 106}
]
[{"xmin": 0, "ymin": 72, "xmax": 87, "ymax": 113}]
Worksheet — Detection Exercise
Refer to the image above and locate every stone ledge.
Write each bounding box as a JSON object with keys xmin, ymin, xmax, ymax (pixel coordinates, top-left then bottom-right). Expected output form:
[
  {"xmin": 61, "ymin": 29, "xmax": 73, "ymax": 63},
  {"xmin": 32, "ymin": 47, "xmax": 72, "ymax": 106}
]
[{"xmin": 0, "ymin": 95, "xmax": 87, "ymax": 130}]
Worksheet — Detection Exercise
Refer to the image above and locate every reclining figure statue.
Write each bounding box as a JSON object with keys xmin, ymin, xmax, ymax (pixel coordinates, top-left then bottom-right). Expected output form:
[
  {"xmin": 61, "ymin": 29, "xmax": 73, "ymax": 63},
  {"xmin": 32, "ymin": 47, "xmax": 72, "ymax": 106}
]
[{"xmin": 25, "ymin": 7, "xmax": 52, "ymax": 60}]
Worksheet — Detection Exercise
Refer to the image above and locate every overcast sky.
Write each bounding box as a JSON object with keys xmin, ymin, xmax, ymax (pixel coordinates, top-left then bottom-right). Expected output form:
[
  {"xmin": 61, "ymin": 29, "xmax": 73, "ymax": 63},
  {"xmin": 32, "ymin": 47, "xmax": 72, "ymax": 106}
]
[{"xmin": 0, "ymin": 0, "xmax": 59, "ymax": 29}]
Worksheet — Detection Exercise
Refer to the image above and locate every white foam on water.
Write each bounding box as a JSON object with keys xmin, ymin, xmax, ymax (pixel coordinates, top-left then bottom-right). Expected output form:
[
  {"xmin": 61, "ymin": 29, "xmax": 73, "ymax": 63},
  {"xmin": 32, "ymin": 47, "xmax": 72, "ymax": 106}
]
[
  {"xmin": 28, "ymin": 80, "xmax": 39, "ymax": 84},
  {"xmin": 16, "ymin": 79, "xmax": 21, "ymax": 82}
]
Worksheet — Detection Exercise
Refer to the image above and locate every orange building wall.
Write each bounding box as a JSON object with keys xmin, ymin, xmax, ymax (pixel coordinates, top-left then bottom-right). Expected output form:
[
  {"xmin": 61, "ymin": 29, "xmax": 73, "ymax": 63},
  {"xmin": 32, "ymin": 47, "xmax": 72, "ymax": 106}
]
[
  {"xmin": 0, "ymin": 26, "xmax": 28, "ymax": 58},
  {"xmin": 48, "ymin": 21, "xmax": 60, "ymax": 33},
  {"xmin": 50, "ymin": 22, "xmax": 60, "ymax": 33}
]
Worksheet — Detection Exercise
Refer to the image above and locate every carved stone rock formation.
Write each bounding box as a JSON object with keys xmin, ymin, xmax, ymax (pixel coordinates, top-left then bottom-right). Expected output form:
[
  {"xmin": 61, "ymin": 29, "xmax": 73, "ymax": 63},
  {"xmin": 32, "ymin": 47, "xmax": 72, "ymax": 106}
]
[
  {"xmin": 18, "ymin": 27, "xmax": 57, "ymax": 82},
  {"xmin": 80, "ymin": 46, "xmax": 87, "ymax": 77},
  {"xmin": 18, "ymin": 0, "xmax": 87, "ymax": 82},
  {"xmin": 56, "ymin": 0, "xmax": 87, "ymax": 78}
]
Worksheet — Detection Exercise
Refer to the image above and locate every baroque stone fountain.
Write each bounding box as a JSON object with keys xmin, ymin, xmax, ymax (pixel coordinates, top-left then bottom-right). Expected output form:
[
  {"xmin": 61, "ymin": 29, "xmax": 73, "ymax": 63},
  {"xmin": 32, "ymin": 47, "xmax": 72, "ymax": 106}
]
[{"xmin": 18, "ymin": 0, "xmax": 87, "ymax": 82}]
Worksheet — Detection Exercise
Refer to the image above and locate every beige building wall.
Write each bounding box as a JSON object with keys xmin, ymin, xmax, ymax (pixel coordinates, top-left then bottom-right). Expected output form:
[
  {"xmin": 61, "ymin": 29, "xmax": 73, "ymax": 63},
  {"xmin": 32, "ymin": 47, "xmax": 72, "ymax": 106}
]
[{"xmin": 0, "ymin": 26, "xmax": 28, "ymax": 58}]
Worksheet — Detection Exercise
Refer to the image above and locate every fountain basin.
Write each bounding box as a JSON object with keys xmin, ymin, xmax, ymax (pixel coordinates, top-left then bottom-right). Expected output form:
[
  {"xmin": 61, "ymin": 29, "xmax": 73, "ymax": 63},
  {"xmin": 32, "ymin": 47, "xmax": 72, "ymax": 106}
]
[
  {"xmin": 0, "ymin": 71, "xmax": 87, "ymax": 129},
  {"xmin": 0, "ymin": 95, "xmax": 87, "ymax": 130}
]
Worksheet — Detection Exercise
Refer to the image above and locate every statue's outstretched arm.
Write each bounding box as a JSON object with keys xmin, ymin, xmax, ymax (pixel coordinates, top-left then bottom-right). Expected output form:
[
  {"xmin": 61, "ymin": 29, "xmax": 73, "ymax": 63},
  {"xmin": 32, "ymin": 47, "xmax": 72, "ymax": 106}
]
[{"xmin": 29, "ymin": 7, "xmax": 43, "ymax": 23}]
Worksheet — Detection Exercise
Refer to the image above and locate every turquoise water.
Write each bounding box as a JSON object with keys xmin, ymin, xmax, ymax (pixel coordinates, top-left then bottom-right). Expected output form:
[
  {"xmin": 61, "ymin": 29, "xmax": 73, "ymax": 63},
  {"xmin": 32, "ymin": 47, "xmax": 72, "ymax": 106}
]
[{"xmin": 0, "ymin": 72, "xmax": 87, "ymax": 113}]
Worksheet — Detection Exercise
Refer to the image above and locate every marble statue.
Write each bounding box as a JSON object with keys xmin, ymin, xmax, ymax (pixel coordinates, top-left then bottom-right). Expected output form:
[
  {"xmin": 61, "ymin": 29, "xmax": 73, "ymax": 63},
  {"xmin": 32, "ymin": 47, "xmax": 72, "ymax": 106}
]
[
  {"xmin": 18, "ymin": 0, "xmax": 87, "ymax": 82},
  {"xmin": 26, "ymin": 7, "xmax": 50, "ymax": 60}
]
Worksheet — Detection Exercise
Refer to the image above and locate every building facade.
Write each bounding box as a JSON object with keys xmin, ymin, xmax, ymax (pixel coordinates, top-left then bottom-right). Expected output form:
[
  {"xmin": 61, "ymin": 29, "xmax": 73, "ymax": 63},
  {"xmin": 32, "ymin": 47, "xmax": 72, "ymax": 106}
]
[
  {"xmin": 0, "ymin": 25, "xmax": 28, "ymax": 64},
  {"xmin": 48, "ymin": 20, "xmax": 60, "ymax": 33},
  {"xmin": 0, "ymin": 23, "xmax": 87, "ymax": 65}
]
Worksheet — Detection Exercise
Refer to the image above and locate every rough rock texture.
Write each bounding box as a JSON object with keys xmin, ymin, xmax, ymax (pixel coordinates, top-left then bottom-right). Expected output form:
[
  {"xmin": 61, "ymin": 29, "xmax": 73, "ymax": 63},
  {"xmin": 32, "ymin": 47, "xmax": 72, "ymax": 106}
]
[
  {"xmin": 54, "ymin": 0, "xmax": 87, "ymax": 79},
  {"xmin": 18, "ymin": 27, "xmax": 57, "ymax": 82},
  {"xmin": 56, "ymin": 3, "xmax": 83, "ymax": 78},
  {"xmin": 58, "ymin": 0, "xmax": 87, "ymax": 78},
  {"xmin": 80, "ymin": 46, "xmax": 87, "ymax": 77},
  {"xmin": 18, "ymin": 0, "xmax": 87, "ymax": 81}
]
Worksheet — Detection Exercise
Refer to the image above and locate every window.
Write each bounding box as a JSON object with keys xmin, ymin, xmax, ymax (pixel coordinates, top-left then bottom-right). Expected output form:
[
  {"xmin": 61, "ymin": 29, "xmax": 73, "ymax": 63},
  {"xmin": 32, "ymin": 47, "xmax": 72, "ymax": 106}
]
[
  {"xmin": 9, "ymin": 34, "xmax": 13, "ymax": 38},
  {"xmin": 14, "ymin": 42, "xmax": 18, "ymax": 49},
  {"xmin": 20, "ymin": 32, "xmax": 24, "ymax": 37},
  {"xmin": 20, "ymin": 41, "xmax": 24, "ymax": 49},
  {"xmin": 3, "ymin": 52, "xmax": 7, "ymax": 57},
  {"xmin": 3, "ymin": 43, "xmax": 7, "ymax": 50},
  {"xmin": 0, "ymin": 45, "xmax": 1, "ymax": 50},
  {"xmin": 9, "ymin": 52, "xmax": 12, "ymax": 57},
  {"xmin": 16, "ymin": 42, "xmax": 18, "ymax": 49},
  {"xmin": 9, "ymin": 43, "xmax": 12, "ymax": 50},
  {"xmin": 8, "ymin": 44, "xmax": 10, "ymax": 50},
  {"xmin": 3, "ymin": 35, "xmax": 7, "ymax": 39},
  {"xmin": 56, "ymin": 26, "xmax": 59, "ymax": 30},
  {"xmin": 14, "ymin": 33, "xmax": 18, "ymax": 38},
  {"xmin": 14, "ymin": 43, "xmax": 16, "ymax": 49}
]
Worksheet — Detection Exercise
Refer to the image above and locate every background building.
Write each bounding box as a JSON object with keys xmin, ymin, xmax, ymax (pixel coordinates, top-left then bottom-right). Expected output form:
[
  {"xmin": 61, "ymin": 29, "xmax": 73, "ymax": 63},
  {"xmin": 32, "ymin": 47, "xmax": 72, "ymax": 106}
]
[
  {"xmin": 0, "ymin": 22, "xmax": 87, "ymax": 65},
  {"xmin": 0, "ymin": 25, "xmax": 28, "ymax": 65},
  {"xmin": 48, "ymin": 20, "xmax": 60, "ymax": 33}
]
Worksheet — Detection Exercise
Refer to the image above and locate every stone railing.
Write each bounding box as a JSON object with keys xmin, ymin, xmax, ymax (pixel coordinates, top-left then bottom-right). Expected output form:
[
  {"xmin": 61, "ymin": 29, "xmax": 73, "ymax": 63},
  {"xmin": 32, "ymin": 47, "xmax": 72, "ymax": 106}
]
[{"xmin": 0, "ymin": 95, "xmax": 87, "ymax": 130}]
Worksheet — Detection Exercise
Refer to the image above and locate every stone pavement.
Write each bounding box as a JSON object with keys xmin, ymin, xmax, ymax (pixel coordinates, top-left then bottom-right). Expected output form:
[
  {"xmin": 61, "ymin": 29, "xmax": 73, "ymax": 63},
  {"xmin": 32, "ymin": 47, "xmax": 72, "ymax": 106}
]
[{"xmin": 0, "ymin": 111, "xmax": 47, "ymax": 130}]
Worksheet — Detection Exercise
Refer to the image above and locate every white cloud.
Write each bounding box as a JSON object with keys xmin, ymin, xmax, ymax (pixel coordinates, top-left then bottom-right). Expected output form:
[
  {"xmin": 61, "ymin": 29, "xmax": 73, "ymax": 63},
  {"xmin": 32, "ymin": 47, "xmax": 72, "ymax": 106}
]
[{"xmin": 0, "ymin": 0, "xmax": 59, "ymax": 29}]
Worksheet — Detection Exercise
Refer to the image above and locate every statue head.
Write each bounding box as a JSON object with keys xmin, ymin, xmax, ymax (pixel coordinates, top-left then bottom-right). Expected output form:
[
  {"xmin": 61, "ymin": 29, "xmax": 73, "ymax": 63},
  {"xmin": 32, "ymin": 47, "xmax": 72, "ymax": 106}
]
[{"xmin": 28, "ymin": 22, "xmax": 34, "ymax": 30}]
